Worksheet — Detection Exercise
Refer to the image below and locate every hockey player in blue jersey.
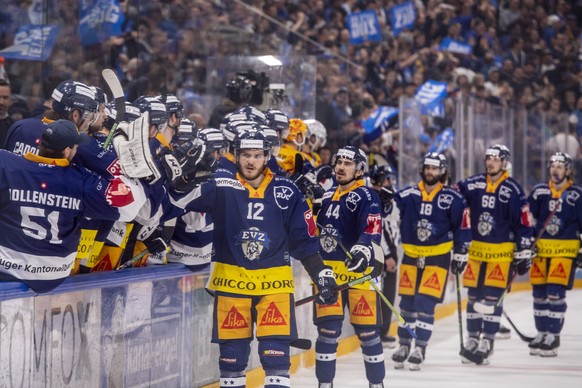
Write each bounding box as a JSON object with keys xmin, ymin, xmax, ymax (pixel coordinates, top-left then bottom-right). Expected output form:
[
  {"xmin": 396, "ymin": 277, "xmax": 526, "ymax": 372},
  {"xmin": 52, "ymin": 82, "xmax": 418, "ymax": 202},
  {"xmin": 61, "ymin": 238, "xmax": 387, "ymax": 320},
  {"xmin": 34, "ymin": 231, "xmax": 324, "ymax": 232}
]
[
  {"xmin": 456, "ymin": 144, "xmax": 533, "ymax": 364},
  {"xmin": 3, "ymin": 80, "xmax": 99, "ymax": 155},
  {"xmin": 526, "ymin": 152, "xmax": 582, "ymax": 357},
  {"xmin": 170, "ymin": 128, "xmax": 338, "ymax": 388},
  {"xmin": 314, "ymin": 145, "xmax": 384, "ymax": 388},
  {"xmin": 391, "ymin": 152, "xmax": 471, "ymax": 370},
  {"xmin": 0, "ymin": 120, "xmax": 146, "ymax": 292}
]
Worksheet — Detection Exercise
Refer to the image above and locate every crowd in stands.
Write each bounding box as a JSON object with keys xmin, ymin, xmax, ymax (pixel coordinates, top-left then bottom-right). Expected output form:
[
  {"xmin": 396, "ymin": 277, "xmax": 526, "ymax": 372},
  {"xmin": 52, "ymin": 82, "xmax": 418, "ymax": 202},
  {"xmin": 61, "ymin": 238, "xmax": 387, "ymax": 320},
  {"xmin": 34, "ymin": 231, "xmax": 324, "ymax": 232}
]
[{"xmin": 1, "ymin": 0, "xmax": 582, "ymax": 157}]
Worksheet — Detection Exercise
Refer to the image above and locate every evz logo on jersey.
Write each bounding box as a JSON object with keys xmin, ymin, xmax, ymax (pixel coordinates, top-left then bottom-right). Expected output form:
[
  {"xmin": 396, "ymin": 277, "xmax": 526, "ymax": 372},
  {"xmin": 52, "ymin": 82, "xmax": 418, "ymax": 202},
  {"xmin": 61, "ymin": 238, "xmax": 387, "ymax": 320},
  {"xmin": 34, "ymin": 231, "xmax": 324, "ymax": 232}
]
[
  {"xmin": 477, "ymin": 211, "xmax": 494, "ymax": 236},
  {"xmin": 438, "ymin": 194, "xmax": 453, "ymax": 210},
  {"xmin": 345, "ymin": 191, "xmax": 361, "ymax": 212},
  {"xmin": 545, "ymin": 215, "xmax": 561, "ymax": 236},
  {"xmin": 236, "ymin": 227, "xmax": 271, "ymax": 260},
  {"xmin": 274, "ymin": 186, "xmax": 293, "ymax": 209},
  {"xmin": 499, "ymin": 186, "xmax": 512, "ymax": 203},
  {"xmin": 416, "ymin": 219, "xmax": 433, "ymax": 242},
  {"xmin": 320, "ymin": 225, "xmax": 339, "ymax": 253}
]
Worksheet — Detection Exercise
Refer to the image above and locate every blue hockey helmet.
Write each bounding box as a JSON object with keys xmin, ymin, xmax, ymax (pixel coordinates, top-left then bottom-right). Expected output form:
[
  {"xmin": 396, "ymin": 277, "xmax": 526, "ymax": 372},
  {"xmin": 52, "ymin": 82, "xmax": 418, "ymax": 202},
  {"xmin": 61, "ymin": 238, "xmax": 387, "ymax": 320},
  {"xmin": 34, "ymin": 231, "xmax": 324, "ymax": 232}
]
[
  {"xmin": 51, "ymin": 80, "xmax": 99, "ymax": 117},
  {"xmin": 133, "ymin": 96, "xmax": 168, "ymax": 127},
  {"xmin": 332, "ymin": 145, "xmax": 368, "ymax": 173}
]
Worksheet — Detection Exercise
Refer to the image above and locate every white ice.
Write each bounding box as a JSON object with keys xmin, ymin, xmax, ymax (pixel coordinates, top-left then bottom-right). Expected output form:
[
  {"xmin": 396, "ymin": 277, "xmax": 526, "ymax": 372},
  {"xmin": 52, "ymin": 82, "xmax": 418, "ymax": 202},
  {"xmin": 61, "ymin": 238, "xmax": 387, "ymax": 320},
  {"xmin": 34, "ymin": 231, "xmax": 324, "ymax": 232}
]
[{"xmin": 292, "ymin": 289, "xmax": 582, "ymax": 387}]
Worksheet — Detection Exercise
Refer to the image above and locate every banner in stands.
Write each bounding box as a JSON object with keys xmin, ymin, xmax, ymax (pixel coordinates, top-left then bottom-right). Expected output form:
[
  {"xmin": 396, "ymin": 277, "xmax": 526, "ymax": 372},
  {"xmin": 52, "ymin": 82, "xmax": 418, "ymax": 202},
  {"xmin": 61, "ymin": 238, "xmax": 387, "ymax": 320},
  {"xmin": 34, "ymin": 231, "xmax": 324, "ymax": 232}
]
[
  {"xmin": 348, "ymin": 11, "xmax": 382, "ymax": 44},
  {"xmin": 79, "ymin": 0, "xmax": 125, "ymax": 46},
  {"xmin": 0, "ymin": 25, "xmax": 57, "ymax": 61},
  {"xmin": 390, "ymin": 1, "xmax": 416, "ymax": 36}
]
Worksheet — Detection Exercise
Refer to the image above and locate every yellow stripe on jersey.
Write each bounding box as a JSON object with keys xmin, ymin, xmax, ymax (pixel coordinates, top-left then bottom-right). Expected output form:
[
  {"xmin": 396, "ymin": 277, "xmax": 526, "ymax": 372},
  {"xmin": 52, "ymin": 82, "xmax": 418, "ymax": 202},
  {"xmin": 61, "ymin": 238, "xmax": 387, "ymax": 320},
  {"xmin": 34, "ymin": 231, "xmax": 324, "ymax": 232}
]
[
  {"xmin": 418, "ymin": 181, "xmax": 443, "ymax": 202},
  {"xmin": 549, "ymin": 180, "xmax": 572, "ymax": 198},
  {"xmin": 468, "ymin": 240, "xmax": 514, "ymax": 262},
  {"xmin": 324, "ymin": 259, "xmax": 378, "ymax": 290},
  {"xmin": 208, "ymin": 262, "xmax": 294, "ymax": 295},
  {"xmin": 402, "ymin": 241, "xmax": 453, "ymax": 258},
  {"xmin": 485, "ymin": 171, "xmax": 509, "ymax": 193},
  {"xmin": 331, "ymin": 179, "xmax": 365, "ymax": 201},
  {"xmin": 536, "ymin": 238, "xmax": 579, "ymax": 258},
  {"xmin": 236, "ymin": 168, "xmax": 274, "ymax": 199}
]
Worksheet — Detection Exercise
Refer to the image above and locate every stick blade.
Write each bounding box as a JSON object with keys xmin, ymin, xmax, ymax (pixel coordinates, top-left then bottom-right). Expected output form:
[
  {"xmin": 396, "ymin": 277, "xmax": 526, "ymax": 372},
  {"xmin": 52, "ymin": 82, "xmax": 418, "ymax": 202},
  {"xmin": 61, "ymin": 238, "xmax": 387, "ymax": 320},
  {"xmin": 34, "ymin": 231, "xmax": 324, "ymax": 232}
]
[
  {"xmin": 459, "ymin": 347, "xmax": 484, "ymax": 364},
  {"xmin": 102, "ymin": 69, "xmax": 124, "ymax": 99},
  {"xmin": 290, "ymin": 338, "xmax": 312, "ymax": 350}
]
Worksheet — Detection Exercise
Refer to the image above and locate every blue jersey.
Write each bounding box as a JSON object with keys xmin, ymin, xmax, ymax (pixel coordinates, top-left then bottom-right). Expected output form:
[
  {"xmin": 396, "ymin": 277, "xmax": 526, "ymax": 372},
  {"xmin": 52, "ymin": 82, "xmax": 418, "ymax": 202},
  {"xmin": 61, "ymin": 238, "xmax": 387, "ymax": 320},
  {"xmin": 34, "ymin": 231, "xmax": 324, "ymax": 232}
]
[
  {"xmin": 168, "ymin": 211, "xmax": 214, "ymax": 269},
  {"xmin": 457, "ymin": 172, "xmax": 533, "ymax": 262},
  {"xmin": 218, "ymin": 153, "xmax": 237, "ymax": 175},
  {"xmin": 4, "ymin": 117, "xmax": 46, "ymax": 155},
  {"xmin": 395, "ymin": 182, "xmax": 471, "ymax": 258},
  {"xmin": 73, "ymin": 131, "xmax": 122, "ymax": 179},
  {"xmin": 528, "ymin": 181, "xmax": 582, "ymax": 258},
  {"xmin": 170, "ymin": 167, "xmax": 319, "ymax": 296},
  {"xmin": 0, "ymin": 150, "xmax": 146, "ymax": 291},
  {"xmin": 317, "ymin": 179, "xmax": 382, "ymax": 288}
]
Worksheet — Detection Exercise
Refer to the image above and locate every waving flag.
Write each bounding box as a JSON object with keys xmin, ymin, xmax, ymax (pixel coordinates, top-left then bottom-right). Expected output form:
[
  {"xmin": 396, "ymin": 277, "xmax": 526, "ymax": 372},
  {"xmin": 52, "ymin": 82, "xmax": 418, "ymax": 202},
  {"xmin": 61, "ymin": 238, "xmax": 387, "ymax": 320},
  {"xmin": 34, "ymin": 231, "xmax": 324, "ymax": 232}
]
[
  {"xmin": 79, "ymin": 0, "xmax": 125, "ymax": 46},
  {"xmin": 415, "ymin": 80, "xmax": 448, "ymax": 116},
  {"xmin": 348, "ymin": 11, "xmax": 382, "ymax": 45},
  {"xmin": 439, "ymin": 37, "xmax": 472, "ymax": 55},
  {"xmin": 390, "ymin": 1, "xmax": 416, "ymax": 36},
  {"xmin": 0, "ymin": 25, "xmax": 57, "ymax": 61},
  {"xmin": 362, "ymin": 106, "xmax": 399, "ymax": 143}
]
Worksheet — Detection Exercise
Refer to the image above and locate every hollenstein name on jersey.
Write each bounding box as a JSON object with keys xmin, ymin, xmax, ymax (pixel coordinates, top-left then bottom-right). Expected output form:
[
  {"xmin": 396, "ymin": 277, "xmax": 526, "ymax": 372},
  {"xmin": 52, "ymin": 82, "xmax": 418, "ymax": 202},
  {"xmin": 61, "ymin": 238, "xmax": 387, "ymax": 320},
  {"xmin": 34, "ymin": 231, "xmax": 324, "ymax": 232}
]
[{"xmin": 9, "ymin": 189, "xmax": 81, "ymax": 210}]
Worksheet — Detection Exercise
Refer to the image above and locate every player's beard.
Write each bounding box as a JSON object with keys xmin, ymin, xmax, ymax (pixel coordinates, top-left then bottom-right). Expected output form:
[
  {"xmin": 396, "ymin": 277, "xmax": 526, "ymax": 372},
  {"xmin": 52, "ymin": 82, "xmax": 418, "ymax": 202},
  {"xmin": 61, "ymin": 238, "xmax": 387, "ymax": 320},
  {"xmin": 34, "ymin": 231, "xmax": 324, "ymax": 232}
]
[
  {"xmin": 240, "ymin": 163, "xmax": 265, "ymax": 181},
  {"xmin": 423, "ymin": 175, "xmax": 439, "ymax": 186}
]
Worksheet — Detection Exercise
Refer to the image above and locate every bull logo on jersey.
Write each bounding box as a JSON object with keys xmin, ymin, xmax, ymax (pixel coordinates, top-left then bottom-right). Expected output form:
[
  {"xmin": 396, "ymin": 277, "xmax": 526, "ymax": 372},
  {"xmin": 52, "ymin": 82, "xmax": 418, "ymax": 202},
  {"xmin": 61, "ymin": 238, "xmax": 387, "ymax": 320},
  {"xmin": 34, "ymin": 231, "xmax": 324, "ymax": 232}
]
[
  {"xmin": 345, "ymin": 192, "xmax": 361, "ymax": 212},
  {"xmin": 477, "ymin": 212, "xmax": 494, "ymax": 236},
  {"xmin": 273, "ymin": 186, "xmax": 294, "ymax": 209},
  {"xmin": 416, "ymin": 219, "xmax": 433, "ymax": 242},
  {"xmin": 235, "ymin": 227, "xmax": 271, "ymax": 260},
  {"xmin": 438, "ymin": 194, "xmax": 453, "ymax": 210},
  {"xmin": 319, "ymin": 225, "xmax": 339, "ymax": 253},
  {"xmin": 545, "ymin": 215, "xmax": 561, "ymax": 236}
]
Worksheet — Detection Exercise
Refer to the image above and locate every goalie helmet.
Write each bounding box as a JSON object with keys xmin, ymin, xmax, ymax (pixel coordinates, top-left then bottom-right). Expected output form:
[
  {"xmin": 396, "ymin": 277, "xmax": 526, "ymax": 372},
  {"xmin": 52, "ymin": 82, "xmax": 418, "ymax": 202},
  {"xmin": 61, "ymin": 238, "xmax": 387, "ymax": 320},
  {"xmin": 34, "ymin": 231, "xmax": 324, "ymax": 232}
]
[
  {"xmin": 233, "ymin": 127, "xmax": 271, "ymax": 158},
  {"xmin": 133, "ymin": 96, "xmax": 168, "ymax": 127},
  {"xmin": 332, "ymin": 145, "xmax": 368, "ymax": 172},
  {"xmin": 485, "ymin": 144, "xmax": 510, "ymax": 161},
  {"xmin": 51, "ymin": 80, "xmax": 99, "ymax": 117},
  {"xmin": 368, "ymin": 164, "xmax": 394, "ymax": 186},
  {"xmin": 304, "ymin": 119, "xmax": 327, "ymax": 150},
  {"xmin": 156, "ymin": 94, "xmax": 184, "ymax": 120},
  {"xmin": 286, "ymin": 118, "xmax": 308, "ymax": 146}
]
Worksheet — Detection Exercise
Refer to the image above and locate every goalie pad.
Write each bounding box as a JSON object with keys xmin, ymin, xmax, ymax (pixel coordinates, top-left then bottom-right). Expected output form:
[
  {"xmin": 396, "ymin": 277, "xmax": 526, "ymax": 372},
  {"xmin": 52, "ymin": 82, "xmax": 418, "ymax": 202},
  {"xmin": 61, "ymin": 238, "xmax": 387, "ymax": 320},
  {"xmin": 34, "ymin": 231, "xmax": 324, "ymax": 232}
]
[{"xmin": 113, "ymin": 112, "xmax": 161, "ymax": 179}]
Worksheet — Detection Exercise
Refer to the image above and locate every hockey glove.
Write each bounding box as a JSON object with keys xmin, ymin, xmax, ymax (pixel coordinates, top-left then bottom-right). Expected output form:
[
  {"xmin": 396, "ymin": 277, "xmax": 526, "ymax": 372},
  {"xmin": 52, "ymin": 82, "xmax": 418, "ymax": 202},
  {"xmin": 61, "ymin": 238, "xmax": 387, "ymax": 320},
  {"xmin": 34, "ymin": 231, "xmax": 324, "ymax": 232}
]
[
  {"xmin": 290, "ymin": 172, "xmax": 310, "ymax": 194},
  {"xmin": 314, "ymin": 267, "xmax": 338, "ymax": 305},
  {"xmin": 379, "ymin": 186, "xmax": 394, "ymax": 213},
  {"xmin": 450, "ymin": 252, "xmax": 468, "ymax": 275},
  {"xmin": 346, "ymin": 244, "xmax": 372, "ymax": 273},
  {"xmin": 512, "ymin": 249, "xmax": 532, "ymax": 275},
  {"xmin": 143, "ymin": 228, "xmax": 168, "ymax": 266}
]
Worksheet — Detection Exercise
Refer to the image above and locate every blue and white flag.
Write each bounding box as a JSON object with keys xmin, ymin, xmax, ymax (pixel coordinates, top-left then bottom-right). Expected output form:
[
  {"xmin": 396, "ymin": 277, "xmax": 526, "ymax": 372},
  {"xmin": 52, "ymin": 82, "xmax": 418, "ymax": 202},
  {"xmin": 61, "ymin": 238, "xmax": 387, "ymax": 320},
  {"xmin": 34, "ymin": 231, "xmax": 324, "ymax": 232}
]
[
  {"xmin": 414, "ymin": 80, "xmax": 448, "ymax": 115},
  {"xmin": 429, "ymin": 127, "xmax": 455, "ymax": 153},
  {"xmin": 0, "ymin": 25, "xmax": 57, "ymax": 61},
  {"xmin": 362, "ymin": 106, "xmax": 399, "ymax": 143},
  {"xmin": 439, "ymin": 37, "xmax": 472, "ymax": 55},
  {"xmin": 348, "ymin": 11, "xmax": 382, "ymax": 45},
  {"xmin": 79, "ymin": 0, "xmax": 125, "ymax": 46},
  {"xmin": 390, "ymin": 1, "xmax": 416, "ymax": 36}
]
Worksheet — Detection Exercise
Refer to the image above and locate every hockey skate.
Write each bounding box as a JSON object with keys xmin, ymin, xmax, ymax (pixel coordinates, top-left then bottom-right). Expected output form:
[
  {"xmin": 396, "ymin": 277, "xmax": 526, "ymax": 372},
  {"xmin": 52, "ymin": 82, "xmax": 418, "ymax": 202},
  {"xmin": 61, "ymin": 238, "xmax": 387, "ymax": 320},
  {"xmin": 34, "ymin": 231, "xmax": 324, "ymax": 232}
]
[
  {"xmin": 528, "ymin": 333, "xmax": 546, "ymax": 356},
  {"xmin": 495, "ymin": 324, "xmax": 511, "ymax": 339},
  {"xmin": 475, "ymin": 338, "xmax": 494, "ymax": 365},
  {"xmin": 407, "ymin": 346, "xmax": 425, "ymax": 371},
  {"xmin": 391, "ymin": 344, "xmax": 410, "ymax": 369},
  {"xmin": 381, "ymin": 334, "xmax": 397, "ymax": 349},
  {"xmin": 539, "ymin": 334, "xmax": 560, "ymax": 357},
  {"xmin": 318, "ymin": 382, "xmax": 333, "ymax": 388},
  {"xmin": 461, "ymin": 337, "xmax": 479, "ymax": 364},
  {"xmin": 369, "ymin": 383, "xmax": 384, "ymax": 388}
]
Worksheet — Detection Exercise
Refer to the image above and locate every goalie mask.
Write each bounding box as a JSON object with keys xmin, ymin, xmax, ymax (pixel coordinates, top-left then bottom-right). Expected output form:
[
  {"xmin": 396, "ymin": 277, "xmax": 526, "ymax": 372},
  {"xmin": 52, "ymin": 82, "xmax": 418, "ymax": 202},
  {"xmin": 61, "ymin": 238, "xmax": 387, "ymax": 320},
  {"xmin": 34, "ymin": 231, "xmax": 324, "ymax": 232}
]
[
  {"xmin": 304, "ymin": 119, "xmax": 327, "ymax": 151},
  {"xmin": 286, "ymin": 118, "xmax": 308, "ymax": 146}
]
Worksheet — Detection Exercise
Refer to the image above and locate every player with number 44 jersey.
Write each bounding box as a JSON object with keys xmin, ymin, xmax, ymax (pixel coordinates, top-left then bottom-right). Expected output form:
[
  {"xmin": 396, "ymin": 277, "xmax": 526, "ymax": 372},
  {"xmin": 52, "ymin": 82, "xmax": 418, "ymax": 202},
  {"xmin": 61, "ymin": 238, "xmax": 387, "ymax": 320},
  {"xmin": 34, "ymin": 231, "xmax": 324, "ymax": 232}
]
[
  {"xmin": 392, "ymin": 152, "xmax": 471, "ymax": 370},
  {"xmin": 315, "ymin": 146, "xmax": 384, "ymax": 388}
]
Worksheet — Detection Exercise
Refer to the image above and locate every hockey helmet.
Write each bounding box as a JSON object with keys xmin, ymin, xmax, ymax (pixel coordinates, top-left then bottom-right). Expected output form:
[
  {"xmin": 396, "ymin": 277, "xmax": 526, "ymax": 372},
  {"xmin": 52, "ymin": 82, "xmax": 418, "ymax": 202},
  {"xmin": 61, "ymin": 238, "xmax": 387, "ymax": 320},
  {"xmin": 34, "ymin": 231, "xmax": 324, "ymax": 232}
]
[
  {"xmin": 549, "ymin": 152, "xmax": 573, "ymax": 170},
  {"xmin": 51, "ymin": 80, "xmax": 99, "ymax": 117},
  {"xmin": 133, "ymin": 96, "xmax": 168, "ymax": 127},
  {"xmin": 156, "ymin": 94, "xmax": 184, "ymax": 120},
  {"xmin": 420, "ymin": 152, "xmax": 448, "ymax": 183},
  {"xmin": 332, "ymin": 145, "xmax": 368, "ymax": 172},
  {"xmin": 286, "ymin": 118, "xmax": 308, "ymax": 145},
  {"xmin": 485, "ymin": 144, "xmax": 510, "ymax": 161},
  {"xmin": 265, "ymin": 109, "xmax": 290, "ymax": 136},
  {"xmin": 368, "ymin": 164, "xmax": 394, "ymax": 186},
  {"xmin": 233, "ymin": 127, "xmax": 271, "ymax": 158},
  {"xmin": 304, "ymin": 119, "xmax": 327, "ymax": 150}
]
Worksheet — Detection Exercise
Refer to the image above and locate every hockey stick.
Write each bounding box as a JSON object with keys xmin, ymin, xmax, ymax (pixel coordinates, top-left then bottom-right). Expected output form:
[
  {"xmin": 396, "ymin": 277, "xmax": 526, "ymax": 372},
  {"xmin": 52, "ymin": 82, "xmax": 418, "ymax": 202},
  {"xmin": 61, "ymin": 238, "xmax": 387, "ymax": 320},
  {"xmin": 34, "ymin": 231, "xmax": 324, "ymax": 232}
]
[
  {"xmin": 102, "ymin": 69, "xmax": 125, "ymax": 149},
  {"xmin": 116, "ymin": 248, "xmax": 149, "ymax": 270},
  {"xmin": 455, "ymin": 273, "xmax": 484, "ymax": 364},
  {"xmin": 502, "ymin": 311, "xmax": 534, "ymax": 342},
  {"xmin": 311, "ymin": 226, "xmax": 417, "ymax": 339},
  {"xmin": 290, "ymin": 338, "xmax": 312, "ymax": 350},
  {"xmin": 473, "ymin": 197, "xmax": 564, "ymax": 315}
]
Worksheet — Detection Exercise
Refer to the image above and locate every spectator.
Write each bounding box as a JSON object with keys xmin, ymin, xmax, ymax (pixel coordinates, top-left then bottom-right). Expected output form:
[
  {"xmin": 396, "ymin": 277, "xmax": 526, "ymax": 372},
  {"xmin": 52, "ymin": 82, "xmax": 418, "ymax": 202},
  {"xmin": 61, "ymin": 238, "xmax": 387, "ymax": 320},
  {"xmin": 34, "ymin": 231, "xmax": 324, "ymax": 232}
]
[{"xmin": 0, "ymin": 79, "xmax": 12, "ymax": 147}]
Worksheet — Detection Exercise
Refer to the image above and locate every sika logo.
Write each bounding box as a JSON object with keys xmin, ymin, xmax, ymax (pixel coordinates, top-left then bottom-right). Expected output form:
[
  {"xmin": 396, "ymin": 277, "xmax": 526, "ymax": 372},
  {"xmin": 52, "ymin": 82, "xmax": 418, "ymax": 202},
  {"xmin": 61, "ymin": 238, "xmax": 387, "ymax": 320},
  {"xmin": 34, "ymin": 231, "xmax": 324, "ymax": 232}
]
[
  {"xmin": 399, "ymin": 272, "xmax": 413, "ymax": 289},
  {"xmin": 550, "ymin": 263, "xmax": 567, "ymax": 279},
  {"xmin": 259, "ymin": 302, "xmax": 286, "ymax": 326},
  {"xmin": 422, "ymin": 273, "xmax": 441, "ymax": 291},
  {"xmin": 221, "ymin": 306, "xmax": 249, "ymax": 329},
  {"xmin": 487, "ymin": 264, "xmax": 505, "ymax": 281},
  {"xmin": 530, "ymin": 263, "xmax": 543, "ymax": 278},
  {"xmin": 352, "ymin": 296, "xmax": 373, "ymax": 317},
  {"xmin": 464, "ymin": 265, "xmax": 476, "ymax": 281}
]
